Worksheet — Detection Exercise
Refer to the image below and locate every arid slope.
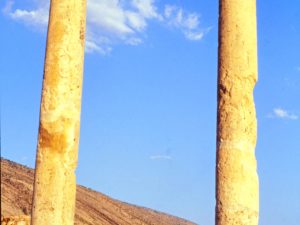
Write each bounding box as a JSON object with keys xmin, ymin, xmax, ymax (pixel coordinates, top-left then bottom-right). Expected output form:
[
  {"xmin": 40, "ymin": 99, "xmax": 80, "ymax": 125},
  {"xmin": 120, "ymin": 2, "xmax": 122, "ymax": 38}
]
[{"xmin": 1, "ymin": 158, "xmax": 196, "ymax": 225}]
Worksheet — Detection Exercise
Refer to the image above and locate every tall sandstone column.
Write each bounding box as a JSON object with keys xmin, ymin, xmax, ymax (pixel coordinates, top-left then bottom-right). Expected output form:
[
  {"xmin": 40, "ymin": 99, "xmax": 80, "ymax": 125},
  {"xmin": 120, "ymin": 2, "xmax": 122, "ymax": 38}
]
[
  {"xmin": 31, "ymin": 1, "xmax": 86, "ymax": 225},
  {"xmin": 216, "ymin": 0, "xmax": 259, "ymax": 225}
]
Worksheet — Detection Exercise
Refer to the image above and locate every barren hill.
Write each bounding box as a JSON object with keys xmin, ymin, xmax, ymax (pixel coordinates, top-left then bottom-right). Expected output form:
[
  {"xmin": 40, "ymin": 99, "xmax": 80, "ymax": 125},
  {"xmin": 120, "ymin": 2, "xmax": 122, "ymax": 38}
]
[{"xmin": 1, "ymin": 158, "xmax": 197, "ymax": 225}]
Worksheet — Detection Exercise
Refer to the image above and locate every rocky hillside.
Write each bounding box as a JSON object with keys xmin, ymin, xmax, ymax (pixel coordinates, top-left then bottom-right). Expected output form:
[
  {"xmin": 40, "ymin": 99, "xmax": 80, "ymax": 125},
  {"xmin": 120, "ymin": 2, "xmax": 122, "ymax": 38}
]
[{"xmin": 1, "ymin": 158, "xmax": 197, "ymax": 225}]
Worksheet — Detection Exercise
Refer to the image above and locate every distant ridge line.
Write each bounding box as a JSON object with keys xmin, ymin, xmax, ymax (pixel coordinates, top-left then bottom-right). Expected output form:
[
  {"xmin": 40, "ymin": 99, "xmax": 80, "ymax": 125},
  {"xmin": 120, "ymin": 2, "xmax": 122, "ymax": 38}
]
[{"xmin": 1, "ymin": 158, "xmax": 197, "ymax": 225}]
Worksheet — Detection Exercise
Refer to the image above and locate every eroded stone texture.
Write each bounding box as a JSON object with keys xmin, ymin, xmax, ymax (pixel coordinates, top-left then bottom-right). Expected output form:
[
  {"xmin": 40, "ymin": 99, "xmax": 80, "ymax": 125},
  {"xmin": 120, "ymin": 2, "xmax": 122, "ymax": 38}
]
[
  {"xmin": 31, "ymin": 1, "xmax": 86, "ymax": 225},
  {"xmin": 216, "ymin": 0, "xmax": 259, "ymax": 224},
  {"xmin": 1, "ymin": 216, "xmax": 30, "ymax": 225}
]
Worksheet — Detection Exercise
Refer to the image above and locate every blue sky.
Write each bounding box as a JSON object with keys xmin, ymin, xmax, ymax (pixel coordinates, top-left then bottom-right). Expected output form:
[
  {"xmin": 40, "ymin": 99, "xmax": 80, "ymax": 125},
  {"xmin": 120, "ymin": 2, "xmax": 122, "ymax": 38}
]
[{"xmin": 1, "ymin": 1, "xmax": 299, "ymax": 224}]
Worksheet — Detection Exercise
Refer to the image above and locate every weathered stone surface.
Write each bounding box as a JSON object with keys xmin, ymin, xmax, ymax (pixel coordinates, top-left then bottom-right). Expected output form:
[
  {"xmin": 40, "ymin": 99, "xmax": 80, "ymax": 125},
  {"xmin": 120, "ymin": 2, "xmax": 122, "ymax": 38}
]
[
  {"xmin": 216, "ymin": 0, "xmax": 259, "ymax": 224},
  {"xmin": 31, "ymin": 1, "xmax": 86, "ymax": 225},
  {"xmin": 1, "ymin": 216, "xmax": 30, "ymax": 225}
]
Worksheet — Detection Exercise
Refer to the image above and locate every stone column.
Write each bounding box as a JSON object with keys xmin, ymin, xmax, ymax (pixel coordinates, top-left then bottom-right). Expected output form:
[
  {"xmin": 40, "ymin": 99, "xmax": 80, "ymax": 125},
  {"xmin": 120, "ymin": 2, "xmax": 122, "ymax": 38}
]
[
  {"xmin": 216, "ymin": 0, "xmax": 259, "ymax": 224},
  {"xmin": 31, "ymin": 1, "xmax": 86, "ymax": 225}
]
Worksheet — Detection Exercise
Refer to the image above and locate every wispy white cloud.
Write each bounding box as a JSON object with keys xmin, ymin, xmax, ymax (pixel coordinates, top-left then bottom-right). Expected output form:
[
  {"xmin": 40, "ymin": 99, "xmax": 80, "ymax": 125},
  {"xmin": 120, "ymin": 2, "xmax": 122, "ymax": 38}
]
[
  {"xmin": 164, "ymin": 5, "xmax": 205, "ymax": 41},
  {"xmin": 150, "ymin": 155, "xmax": 172, "ymax": 160},
  {"xmin": 85, "ymin": 39, "xmax": 112, "ymax": 54},
  {"xmin": 3, "ymin": 0, "xmax": 49, "ymax": 30},
  {"xmin": 184, "ymin": 31, "xmax": 204, "ymax": 41},
  {"xmin": 3, "ymin": 0, "xmax": 207, "ymax": 54},
  {"xmin": 131, "ymin": 0, "xmax": 162, "ymax": 20},
  {"xmin": 2, "ymin": 0, "xmax": 13, "ymax": 14},
  {"xmin": 9, "ymin": 7, "xmax": 49, "ymax": 28},
  {"xmin": 268, "ymin": 108, "xmax": 299, "ymax": 120}
]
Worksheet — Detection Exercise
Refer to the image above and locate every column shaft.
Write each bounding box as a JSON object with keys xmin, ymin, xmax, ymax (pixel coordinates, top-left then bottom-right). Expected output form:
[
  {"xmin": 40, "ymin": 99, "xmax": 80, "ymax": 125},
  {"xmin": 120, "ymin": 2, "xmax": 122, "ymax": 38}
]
[
  {"xmin": 31, "ymin": 1, "xmax": 86, "ymax": 224},
  {"xmin": 216, "ymin": 0, "xmax": 259, "ymax": 224}
]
